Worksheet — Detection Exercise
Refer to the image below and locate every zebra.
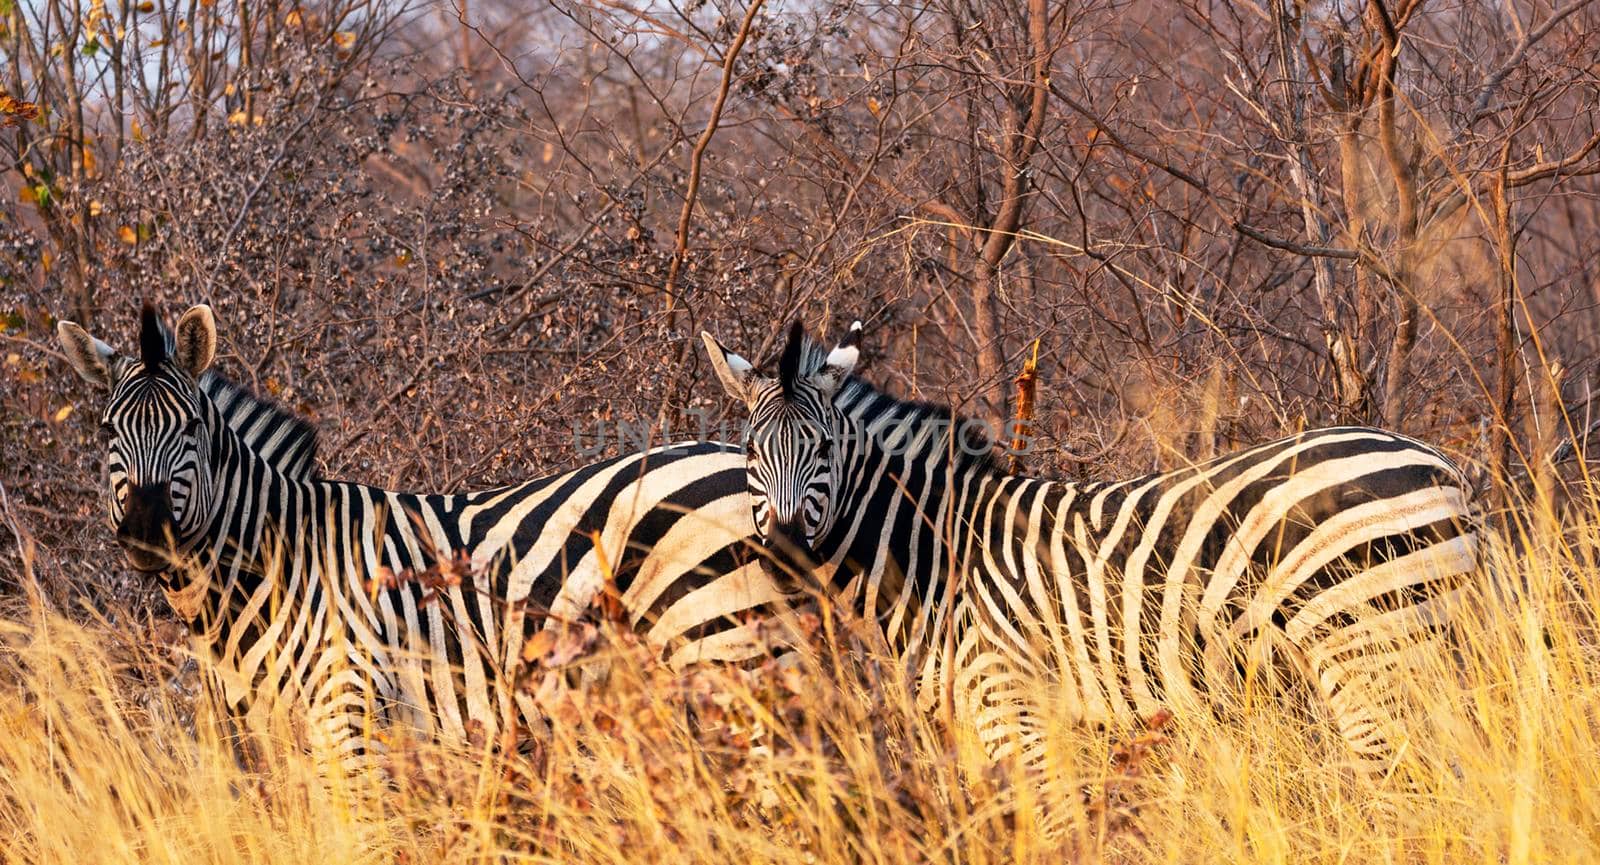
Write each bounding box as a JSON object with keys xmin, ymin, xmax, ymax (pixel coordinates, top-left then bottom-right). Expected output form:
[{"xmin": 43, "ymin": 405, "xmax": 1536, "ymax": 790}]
[
  {"xmin": 56, "ymin": 303, "xmax": 780, "ymax": 769},
  {"xmin": 700, "ymin": 320, "xmax": 1480, "ymax": 778}
]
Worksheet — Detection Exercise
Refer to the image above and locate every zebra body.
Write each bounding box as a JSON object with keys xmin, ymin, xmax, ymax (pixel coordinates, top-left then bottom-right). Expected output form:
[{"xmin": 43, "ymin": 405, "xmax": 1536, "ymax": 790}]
[
  {"xmin": 703, "ymin": 322, "xmax": 1479, "ymax": 771},
  {"xmin": 185, "ymin": 403, "xmax": 769, "ymax": 753},
  {"xmin": 58, "ymin": 304, "xmax": 774, "ymax": 763}
]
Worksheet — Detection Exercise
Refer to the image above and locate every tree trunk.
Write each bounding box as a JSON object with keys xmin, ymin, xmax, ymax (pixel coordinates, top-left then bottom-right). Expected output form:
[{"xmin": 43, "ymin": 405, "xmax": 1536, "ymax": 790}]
[{"xmin": 969, "ymin": 0, "xmax": 1052, "ymax": 420}]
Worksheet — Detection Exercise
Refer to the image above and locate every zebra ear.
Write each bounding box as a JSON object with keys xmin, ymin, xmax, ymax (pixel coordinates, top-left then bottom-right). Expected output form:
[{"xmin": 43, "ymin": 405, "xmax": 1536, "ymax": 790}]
[
  {"xmin": 57, "ymin": 320, "xmax": 119, "ymax": 390},
  {"xmin": 173, "ymin": 305, "xmax": 217, "ymax": 378},
  {"xmin": 701, "ymin": 332, "xmax": 756, "ymax": 405},
  {"xmin": 812, "ymin": 320, "xmax": 862, "ymax": 397}
]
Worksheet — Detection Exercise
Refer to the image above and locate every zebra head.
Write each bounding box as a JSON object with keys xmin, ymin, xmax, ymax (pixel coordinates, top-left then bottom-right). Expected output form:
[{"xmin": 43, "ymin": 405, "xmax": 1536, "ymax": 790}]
[
  {"xmin": 56, "ymin": 303, "xmax": 219, "ymax": 575},
  {"xmin": 701, "ymin": 320, "xmax": 861, "ymax": 562}
]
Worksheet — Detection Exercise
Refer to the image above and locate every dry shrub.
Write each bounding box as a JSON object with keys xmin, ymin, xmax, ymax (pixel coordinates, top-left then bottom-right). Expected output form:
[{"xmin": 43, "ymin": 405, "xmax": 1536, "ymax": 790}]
[{"xmin": 5, "ymin": 0, "xmax": 1599, "ymax": 612}]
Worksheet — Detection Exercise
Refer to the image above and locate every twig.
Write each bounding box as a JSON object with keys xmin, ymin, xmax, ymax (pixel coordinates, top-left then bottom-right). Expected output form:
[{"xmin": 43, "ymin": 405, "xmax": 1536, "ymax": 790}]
[
  {"xmin": 1009, "ymin": 338, "xmax": 1041, "ymax": 473},
  {"xmin": 662, "ymin": 0, "xmax": 766, "ymax": 302},
  {"xmin": 1469, "ymin": 0, "xmax": 1599, "ymax": 122},
  {"xmin": 1233, "ymin": 222, "xmax": 1359, "ymax": 259},
  {"xmin": 206, "ymin": 91, "xmax": 326, "ymax": 294}
]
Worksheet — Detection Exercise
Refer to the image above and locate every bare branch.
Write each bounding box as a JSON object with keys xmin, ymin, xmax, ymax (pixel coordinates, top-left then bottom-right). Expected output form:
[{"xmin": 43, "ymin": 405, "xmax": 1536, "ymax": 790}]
[
  {"xmin": 1233, "ymin": 222, "xmax": 1360, "ymax": 259},
  {"xmin": 662, "ymin": 0, "xmax": 766, "ymax": 301}
]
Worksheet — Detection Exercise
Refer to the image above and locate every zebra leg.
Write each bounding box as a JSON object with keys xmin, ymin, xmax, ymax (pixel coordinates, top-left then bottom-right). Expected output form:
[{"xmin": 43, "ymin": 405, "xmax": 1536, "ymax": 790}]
[
  {"xmin": 951, "ymin": 618, "xmax": 1093, "ymax": 844},
  {"xmin": 307, "ymin": 683, "xmax": 389, "ymax": 785},
  {"xmin": 1303, "ymin": 621, "xmax": 1449, "ymax": 785}
]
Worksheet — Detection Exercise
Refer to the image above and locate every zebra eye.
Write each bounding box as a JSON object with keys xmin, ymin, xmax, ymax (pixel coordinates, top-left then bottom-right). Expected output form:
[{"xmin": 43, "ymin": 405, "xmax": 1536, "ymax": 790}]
[{"xmin": 747, "ymin": 442, "xmax": 762, "ymax": 461}]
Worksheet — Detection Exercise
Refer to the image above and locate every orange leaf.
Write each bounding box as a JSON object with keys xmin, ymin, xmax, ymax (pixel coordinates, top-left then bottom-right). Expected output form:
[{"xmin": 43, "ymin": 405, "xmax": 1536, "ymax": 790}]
[
  {"xmin": 521, "ymin": 629, "xmax": 556, "ymax": 664},
  {"xmin": 332, "ymin": 31, "xmax": 355, "ymax": 50},
  {"xmin": 0, "ymin": 93, "xmax": 42, "ymax": 126},
  {"xmin": 117, "ymin": 225, "xmax": 137, "ymax": 245}
]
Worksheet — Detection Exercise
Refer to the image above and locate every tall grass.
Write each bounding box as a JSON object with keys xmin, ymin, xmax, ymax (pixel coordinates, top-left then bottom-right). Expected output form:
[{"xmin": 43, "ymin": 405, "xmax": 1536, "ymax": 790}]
[{"xmin": 2, "ymin": 505, "xmax": 1598, "ymax": 864}]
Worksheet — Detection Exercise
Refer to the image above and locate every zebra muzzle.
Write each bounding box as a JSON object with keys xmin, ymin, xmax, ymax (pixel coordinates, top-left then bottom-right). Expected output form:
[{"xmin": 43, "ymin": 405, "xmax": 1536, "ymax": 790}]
[
  {"xmin": 116, "ymin": 483, "xmax": 178, "ymax": 573},
  {"xmin": 760, "ymin": 517, "xmax": 821, "ymax": 592}
]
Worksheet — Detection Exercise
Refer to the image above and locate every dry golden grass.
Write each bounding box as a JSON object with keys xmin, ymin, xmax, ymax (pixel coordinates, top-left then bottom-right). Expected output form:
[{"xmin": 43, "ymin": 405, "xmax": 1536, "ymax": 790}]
[{"xmin": 2, "ymin": 505, "xmax": 1598, "ymax": 865}]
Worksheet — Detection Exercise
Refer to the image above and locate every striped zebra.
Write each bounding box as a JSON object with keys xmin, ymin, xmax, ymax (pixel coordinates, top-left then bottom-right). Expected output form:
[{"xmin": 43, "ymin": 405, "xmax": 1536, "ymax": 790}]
[
  {"xmin": 701, "ymin": 321, "xmax": 1480, "ymax": 777},
  {"xmin": 56, "ymin": 303, "xmax": 779, "ymax": 767}
]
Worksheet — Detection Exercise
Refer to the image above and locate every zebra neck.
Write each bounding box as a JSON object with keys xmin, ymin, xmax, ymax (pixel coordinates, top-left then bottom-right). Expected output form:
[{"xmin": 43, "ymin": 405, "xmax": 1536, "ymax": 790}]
[
  {"xmin": 823, "ymin": 387, "xmax": 1108, "ymax": 627},
  {"xmin": 180, "ymin": 437, "xmax": 310, "ymax": 644},
  {"xmin": 185, "ymin": 468, "xmax": 458, "ymax": 708},
  {"xmin": 823, "ymin": 429, "xmax": 1111, "ymax": 651},
  {"xmin": 180, "ymin": 421, "xmax": 382, "ymax": 630}
]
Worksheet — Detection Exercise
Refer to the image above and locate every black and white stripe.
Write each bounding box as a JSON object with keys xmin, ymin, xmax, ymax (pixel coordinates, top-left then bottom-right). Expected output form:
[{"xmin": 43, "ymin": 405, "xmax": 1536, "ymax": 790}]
[
  {"xmin": 59, "ymin": 304, "xmax": 776, "ymax": 766},
  {"xmin": 703, "ymin": 322, "xmax": 1479, "ymax": 774}
]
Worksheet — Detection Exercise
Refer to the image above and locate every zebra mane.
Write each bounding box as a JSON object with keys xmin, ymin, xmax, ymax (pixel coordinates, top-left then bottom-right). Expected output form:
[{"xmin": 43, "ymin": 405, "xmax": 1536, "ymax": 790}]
[
  {"xmin": 778, "ymin": 323, "xmax": 1002, "ymax": 473},
  {"xmin": 775, "ymin": 323, "xmax": 839, "ymax": 394},
  {"xmin": 198, "ymin": 372, "xmax": 321, "ymax": 480},
  {"xmin": 844, "ymin": 377, "xmax": 1004, "ymax": 475}
]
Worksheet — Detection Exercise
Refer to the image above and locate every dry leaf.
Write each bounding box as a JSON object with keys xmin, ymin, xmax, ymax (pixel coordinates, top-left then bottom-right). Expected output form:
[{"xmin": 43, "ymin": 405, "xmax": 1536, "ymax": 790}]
[
  {"xmin": 52, "ymin": 405, "xmax": 74, "ymax": 423},
  {"xmin": 521, "ymin": 629, "xmax": 556, "ymax": 664},
  {"xmin": 0, "ymin": 94, "xmax": 42, "ymax": 127},
  {"xmin": 117, "ymin": 225, "xmax": 137, "ymax": 245}
]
